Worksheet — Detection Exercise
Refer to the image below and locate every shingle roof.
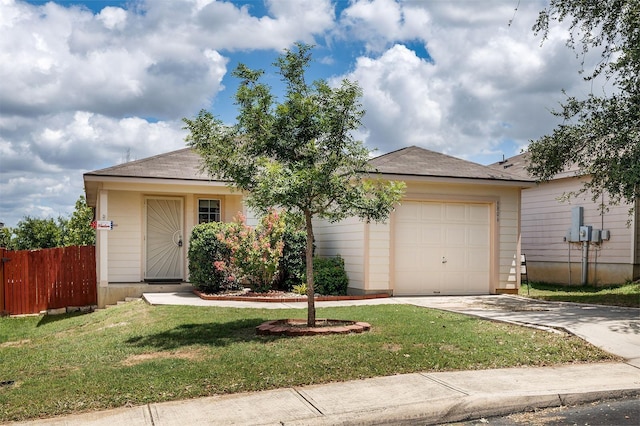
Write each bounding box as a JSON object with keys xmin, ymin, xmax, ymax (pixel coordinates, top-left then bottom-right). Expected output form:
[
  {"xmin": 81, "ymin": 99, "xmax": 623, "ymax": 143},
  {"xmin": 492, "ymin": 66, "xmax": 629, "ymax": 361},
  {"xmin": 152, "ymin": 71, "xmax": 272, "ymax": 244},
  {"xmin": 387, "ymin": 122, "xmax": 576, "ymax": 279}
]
[
  {"xmin": 487, "ymin": 151, "xmax": 581, "ymax": 180},
  {"xmin": 85, "ymin": 145, "xmax": 533, "ymax": 184},
  {"xmin": 487, "ymin": 152, "xmax": 531, "ymax": 179},
  {"xmin": 369, "ymin": 146, "xmax": 533, "ymax": 182},
  {"xmin": 84, "ymin": 148, "xmax": 214, "ymax": 181}
]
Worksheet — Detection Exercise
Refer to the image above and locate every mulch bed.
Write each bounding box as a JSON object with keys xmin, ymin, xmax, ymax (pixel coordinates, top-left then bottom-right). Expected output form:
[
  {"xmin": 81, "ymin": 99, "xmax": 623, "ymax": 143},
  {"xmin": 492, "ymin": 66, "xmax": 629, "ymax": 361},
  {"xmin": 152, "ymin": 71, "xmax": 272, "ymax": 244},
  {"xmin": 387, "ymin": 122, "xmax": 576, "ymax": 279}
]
[
  {"xmin": 193, "ymin": 289, "xmax": 390, "ymax": 303},
  {"xmin": 256, "ymin": 318, "xmax": 371, "ymax": 336}
]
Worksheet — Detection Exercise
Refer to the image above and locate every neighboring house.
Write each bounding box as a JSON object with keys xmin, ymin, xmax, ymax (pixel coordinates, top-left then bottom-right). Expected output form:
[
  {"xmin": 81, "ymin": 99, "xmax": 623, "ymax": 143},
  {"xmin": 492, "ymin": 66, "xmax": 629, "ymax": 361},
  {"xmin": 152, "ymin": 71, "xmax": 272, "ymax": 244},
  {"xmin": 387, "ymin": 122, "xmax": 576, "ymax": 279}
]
[
  {"xmin": 489, "ymin": 153, "xmax": 640, "ymax": 285},
  {"xmin": 84, "ymin": 145, "xmax": 533, "ymax": 307}
]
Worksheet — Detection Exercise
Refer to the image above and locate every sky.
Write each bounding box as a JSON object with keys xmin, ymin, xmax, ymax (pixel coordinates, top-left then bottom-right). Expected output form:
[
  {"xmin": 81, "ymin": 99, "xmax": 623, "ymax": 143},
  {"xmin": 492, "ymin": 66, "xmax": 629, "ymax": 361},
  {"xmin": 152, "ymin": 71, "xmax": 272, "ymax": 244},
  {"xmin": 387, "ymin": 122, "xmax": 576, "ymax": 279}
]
[{"xmin": 0, "ymin": 0, "xmax": 608, "ymax": 228}]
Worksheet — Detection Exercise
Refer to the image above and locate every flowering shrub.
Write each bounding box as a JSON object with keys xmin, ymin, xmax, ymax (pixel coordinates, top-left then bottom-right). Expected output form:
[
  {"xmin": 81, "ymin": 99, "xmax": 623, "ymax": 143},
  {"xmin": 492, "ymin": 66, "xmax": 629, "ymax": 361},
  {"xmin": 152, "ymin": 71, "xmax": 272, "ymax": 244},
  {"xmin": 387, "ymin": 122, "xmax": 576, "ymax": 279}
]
[
  {"xmin": 187, "ymin": 221, "xmax": 236, "ymax": 293},
  {"xmin": 215, "ymin": 210, "xmax": 285, "ymax": 292},
  {"xmin": 275, "ymin": 212, "xmax": 307, "ymax": 291}
]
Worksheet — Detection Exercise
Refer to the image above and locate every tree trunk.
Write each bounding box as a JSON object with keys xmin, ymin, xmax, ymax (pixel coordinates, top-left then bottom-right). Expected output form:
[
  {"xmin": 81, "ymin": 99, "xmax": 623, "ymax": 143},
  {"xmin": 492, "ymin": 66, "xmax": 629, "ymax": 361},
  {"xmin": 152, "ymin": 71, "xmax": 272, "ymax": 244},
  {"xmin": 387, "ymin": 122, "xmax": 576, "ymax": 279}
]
[{"xmin": 304, "ymin": 210, "xmax": 315, "ymax": 327}]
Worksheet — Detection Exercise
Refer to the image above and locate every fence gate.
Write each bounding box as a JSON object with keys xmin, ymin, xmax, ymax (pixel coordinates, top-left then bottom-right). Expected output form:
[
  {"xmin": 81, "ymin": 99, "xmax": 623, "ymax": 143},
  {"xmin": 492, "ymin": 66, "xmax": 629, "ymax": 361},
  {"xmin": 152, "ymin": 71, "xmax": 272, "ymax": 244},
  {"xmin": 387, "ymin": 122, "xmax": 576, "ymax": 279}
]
[{"xmin": 1, "ymin": 246, "xmax": 97, "ymax": 315}]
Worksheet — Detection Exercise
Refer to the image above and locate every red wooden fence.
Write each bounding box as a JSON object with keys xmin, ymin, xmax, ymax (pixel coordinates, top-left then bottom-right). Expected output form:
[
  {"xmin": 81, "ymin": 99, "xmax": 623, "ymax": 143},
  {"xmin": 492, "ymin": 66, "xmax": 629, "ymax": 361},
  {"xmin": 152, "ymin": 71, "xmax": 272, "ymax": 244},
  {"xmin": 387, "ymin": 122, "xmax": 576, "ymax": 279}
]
[{"xmin": 1, "ymin": 246, "xmax": 97, "ymax": 315}]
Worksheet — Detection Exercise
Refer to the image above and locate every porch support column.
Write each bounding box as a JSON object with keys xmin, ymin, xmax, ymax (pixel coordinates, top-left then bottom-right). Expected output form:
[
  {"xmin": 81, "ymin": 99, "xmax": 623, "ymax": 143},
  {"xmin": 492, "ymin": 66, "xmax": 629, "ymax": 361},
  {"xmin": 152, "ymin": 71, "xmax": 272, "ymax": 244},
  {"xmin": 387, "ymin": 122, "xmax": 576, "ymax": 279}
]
[{"xmin": 96, "ymin": 189, "xmax": 109, "ymax": 306}]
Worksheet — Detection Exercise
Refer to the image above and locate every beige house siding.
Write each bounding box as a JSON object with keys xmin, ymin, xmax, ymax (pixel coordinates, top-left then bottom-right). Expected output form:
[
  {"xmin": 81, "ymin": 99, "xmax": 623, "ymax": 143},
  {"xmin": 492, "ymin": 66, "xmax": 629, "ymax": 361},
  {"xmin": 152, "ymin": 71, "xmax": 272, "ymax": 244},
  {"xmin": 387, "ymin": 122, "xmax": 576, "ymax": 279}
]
[
  {"xmin": 91, "ymin": 179, "xmax": 245, "ymax": 286},
  {"xmin": 313, "ymin": 180, "xmax": 522, "ymax": 295},
  {"xmin": 313, "ymin": 217, "xmax": 366, "ymax": 291},
  {"xmin": 521, "ymin": 177, "xmax": 639, "ymax": 284},
  {"xmin": 366, "ymin": 222, "xmax": 392, "ymax": 292},
  {"xmin": 108, "ymin": 191, "xmax": 143, "ymax": 282},
  {"xmin": 634, "ymin": 200, "xmax": 640, "ymax": 265}
]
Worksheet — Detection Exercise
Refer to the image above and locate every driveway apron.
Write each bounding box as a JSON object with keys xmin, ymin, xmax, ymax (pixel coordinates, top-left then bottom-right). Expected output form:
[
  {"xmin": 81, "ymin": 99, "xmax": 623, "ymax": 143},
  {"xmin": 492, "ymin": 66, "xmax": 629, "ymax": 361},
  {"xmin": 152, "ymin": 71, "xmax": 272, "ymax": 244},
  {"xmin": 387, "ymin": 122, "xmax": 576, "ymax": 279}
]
[{"xmin": 395, "ymin": 295, "xmax": 640, "ymax": 364}]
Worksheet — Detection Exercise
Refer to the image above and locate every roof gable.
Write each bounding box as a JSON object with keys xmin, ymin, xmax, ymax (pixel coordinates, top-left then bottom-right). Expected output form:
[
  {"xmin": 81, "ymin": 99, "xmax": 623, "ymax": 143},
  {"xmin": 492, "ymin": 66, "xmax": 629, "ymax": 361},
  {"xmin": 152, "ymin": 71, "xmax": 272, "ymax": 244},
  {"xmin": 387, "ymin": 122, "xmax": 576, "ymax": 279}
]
[
  {"xmin": 488, "ymin": 152, "xmax": 582, "ymax": 180},
  {"xmin": 84, "ymin": 148, "xmax": 214, "ymax": 181},
  {"xmin": 369, "ymin": 146, "xmax": 532, "ymax": 182}
]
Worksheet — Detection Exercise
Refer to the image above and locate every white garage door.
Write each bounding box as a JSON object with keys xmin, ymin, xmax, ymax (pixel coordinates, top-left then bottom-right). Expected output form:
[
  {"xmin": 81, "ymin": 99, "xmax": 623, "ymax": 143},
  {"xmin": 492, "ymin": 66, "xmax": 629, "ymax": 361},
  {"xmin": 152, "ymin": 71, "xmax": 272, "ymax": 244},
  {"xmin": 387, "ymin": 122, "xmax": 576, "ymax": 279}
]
[{"xmin": 394, "ymin": 201, "xmax": 491, "ymax": 295}]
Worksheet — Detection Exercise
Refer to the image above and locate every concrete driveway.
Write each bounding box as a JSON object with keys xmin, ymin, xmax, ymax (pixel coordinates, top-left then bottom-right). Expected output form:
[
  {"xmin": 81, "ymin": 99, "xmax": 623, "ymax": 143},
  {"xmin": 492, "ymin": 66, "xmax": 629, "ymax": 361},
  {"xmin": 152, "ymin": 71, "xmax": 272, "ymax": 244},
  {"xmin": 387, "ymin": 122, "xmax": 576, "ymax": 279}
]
[{"xmin": 395, "ymin": 295, "xmax": 640, "ymax": 365}]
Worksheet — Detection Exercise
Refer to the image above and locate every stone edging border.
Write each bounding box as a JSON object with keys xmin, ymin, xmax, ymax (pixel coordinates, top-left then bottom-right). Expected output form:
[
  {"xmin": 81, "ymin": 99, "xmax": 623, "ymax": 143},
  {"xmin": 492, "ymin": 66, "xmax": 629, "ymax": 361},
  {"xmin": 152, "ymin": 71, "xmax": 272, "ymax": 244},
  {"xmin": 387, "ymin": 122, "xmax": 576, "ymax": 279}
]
[
  {"xmin": 193, "ymin": 289, "xmax": 390, "ymax": 303},
  {"xmin": 256, "ymin": 319, "xmax": 371, "ymax": 336}
]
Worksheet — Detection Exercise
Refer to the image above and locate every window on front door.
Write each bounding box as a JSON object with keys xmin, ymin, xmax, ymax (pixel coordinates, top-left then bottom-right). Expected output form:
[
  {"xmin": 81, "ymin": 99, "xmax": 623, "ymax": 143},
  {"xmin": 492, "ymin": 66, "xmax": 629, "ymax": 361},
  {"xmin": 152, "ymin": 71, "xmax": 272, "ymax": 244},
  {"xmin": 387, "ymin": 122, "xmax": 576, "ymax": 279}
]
[{"xmin": 198, "ymin": 199, "xmax": 221, "ymax": 223}]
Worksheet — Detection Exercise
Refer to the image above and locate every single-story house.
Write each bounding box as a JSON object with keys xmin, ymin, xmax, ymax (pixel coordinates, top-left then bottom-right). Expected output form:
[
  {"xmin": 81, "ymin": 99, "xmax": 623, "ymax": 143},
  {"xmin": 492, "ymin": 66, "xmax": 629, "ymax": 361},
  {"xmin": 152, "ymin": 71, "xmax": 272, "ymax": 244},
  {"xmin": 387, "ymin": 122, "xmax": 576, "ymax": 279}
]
[
  {"xmin": 84, "ymin": 146, "xmax": 534, "ymax": 307},
  {"xmin": 489, "ymin": 153, "xmax": 640, "ymax": 285}
]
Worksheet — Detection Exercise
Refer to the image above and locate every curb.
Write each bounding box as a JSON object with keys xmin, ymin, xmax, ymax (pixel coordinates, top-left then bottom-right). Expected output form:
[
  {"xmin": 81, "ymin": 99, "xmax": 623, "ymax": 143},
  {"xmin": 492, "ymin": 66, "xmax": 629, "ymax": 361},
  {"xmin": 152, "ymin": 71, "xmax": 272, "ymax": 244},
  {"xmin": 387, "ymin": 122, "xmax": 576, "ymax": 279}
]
[{"xmin": 283, "ymin": 389, "xmax": 640, "ymax": 425}]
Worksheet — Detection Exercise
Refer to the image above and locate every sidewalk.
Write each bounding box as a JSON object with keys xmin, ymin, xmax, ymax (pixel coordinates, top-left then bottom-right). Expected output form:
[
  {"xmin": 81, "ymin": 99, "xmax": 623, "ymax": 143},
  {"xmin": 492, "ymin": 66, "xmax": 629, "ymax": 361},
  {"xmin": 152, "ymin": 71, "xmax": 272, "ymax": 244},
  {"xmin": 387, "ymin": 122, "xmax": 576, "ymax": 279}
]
[
  {"xmin": 15, "ymin": 362, "xmax": 640, "ymax": 425},
  {"xmin": 13, "ymin": 293, "xmax": 640, "ymax": 425}
]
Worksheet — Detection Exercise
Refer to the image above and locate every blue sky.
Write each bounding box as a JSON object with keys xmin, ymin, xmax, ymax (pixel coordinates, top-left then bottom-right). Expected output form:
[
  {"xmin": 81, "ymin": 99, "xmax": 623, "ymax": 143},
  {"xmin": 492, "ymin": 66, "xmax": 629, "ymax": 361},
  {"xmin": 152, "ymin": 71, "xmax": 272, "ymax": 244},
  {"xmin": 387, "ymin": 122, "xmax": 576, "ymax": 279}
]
[{"xmin": 0, "ymin": 0, "xmax": 600, "ymax": 227}]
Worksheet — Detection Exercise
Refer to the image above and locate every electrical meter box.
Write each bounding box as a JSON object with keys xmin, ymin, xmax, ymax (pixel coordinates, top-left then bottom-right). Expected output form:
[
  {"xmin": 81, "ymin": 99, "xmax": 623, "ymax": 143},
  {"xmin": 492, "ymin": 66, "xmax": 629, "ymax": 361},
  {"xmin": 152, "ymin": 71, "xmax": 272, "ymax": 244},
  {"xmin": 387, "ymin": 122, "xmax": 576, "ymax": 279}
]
[
  {"xmin": 579, "ymin": 225, "xmax": 592, "ymax": 242},
  {"xmin": 569, "ymin": 206, "xmax": 584, "ymax": 242},
  {"xmin": 591, "ymin": 229, "xmax": 601, "ymax": 243}
]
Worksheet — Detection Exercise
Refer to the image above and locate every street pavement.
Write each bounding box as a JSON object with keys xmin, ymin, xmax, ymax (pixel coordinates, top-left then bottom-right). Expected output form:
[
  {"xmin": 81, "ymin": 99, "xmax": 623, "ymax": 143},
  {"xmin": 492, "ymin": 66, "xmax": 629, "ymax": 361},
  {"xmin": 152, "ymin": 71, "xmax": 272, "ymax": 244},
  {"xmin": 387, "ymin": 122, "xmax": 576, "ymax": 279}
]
[
  {"xmin": 12, "ymin": 293, "xmax": 640, "ymax": 425},
  {"xmin": 453, "ymin": 397, "xmax": 640, "ymax": 425}
]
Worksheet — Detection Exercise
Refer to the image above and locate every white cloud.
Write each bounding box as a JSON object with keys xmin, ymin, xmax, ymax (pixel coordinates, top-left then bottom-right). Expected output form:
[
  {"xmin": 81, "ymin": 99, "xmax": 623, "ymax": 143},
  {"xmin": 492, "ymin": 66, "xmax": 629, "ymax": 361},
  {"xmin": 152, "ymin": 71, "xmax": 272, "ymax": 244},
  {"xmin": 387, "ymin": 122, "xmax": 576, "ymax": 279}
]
[
  {"xmin": 341, "ymin": 45, "xmax": 449, "ymax": 150},
  {"xmin": 335, "ymin": 0, "xmax": 595, "ymax": 161},
  {"xmin": 0, "ymin": 0, "xmax": 607, "ymax": 227},
  {"xmin": 0, "ymin": 110, "xmax": 187, "ymax": 226},
  {"xmin": 0, "ymin": 0, "xmax": 338, "ymax": 226}
]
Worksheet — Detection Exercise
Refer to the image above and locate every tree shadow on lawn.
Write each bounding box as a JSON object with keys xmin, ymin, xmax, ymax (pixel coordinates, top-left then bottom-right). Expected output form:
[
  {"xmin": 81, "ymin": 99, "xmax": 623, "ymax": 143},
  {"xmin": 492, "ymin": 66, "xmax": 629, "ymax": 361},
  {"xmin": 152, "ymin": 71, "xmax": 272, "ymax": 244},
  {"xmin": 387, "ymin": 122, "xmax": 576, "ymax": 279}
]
[
  {"xmin": 540, "ymin": 294, "xmax": 639, "ymax": 308},
  {"xmin": 36, "ymin": 310, "xmax": 91, "ymax": 327},
  {"xmin": 125, "ymin": 318, "xmax": 284, "ymax": 350}
]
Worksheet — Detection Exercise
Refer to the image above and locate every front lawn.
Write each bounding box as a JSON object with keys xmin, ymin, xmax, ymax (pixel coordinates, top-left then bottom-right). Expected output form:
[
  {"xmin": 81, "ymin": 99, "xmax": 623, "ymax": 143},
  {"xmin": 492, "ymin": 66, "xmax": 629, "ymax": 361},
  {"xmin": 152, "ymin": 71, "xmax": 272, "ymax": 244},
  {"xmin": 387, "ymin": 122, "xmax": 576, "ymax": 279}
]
[
  {"xmin": 520, "ymin": 282, "xmax": 640, "ymax": 308},
  {"xmin": 0, "ymin": 301, "xmax": 617, "ymax": 422}
]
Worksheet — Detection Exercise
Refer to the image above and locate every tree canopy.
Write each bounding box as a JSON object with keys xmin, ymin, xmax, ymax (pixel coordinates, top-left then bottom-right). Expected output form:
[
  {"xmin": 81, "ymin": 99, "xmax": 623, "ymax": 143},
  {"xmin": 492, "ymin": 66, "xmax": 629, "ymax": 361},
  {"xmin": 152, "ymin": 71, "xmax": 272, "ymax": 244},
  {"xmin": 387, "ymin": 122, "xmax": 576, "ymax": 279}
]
[
  {"xmin": 10, "ymin": 216, "xmax": 65, "ymax": 250},
  {"xmin": 184, "ymin": 43, "xmax": 405, "ymax": 325},
  {"xmin": 1, "ymin": 195, "xmax": 95, "ymax": 250},
  {"xmin": 527, "ymin": 0, "xmax": 639, "ymax": 206}
]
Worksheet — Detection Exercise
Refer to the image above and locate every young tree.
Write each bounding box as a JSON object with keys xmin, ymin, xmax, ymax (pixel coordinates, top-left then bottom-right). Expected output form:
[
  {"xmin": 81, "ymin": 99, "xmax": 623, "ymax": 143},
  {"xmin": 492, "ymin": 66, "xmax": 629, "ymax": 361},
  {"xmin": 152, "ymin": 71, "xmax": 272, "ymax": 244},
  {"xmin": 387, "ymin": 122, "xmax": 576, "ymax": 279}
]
[
  {"xmin": 64, "ymin": 195, "xmax": 96, "ymax": 246},
  {"xmin": 12, "ymin": 216, "xmax": 65, "ymax": 250},
  {"xmin": 0, "ymin": 226, "xmax": 12, "ymax": 249},
  {"xmin": 184, "ymin": 43, "xmax": 405, "ymax": 326},
  {"xmin": 528, "ymin": 0, "xmax": 639, "ymax": 206}
]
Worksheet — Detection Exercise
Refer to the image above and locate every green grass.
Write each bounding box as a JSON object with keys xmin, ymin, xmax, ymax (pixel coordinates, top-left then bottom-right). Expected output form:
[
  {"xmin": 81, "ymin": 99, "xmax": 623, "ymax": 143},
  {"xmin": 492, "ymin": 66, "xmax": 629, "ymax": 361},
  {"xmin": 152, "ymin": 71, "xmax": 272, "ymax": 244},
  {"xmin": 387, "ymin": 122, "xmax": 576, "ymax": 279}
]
[
  {"xmin": 0, "ymin": 301, "xmax": 618, "ymax": 422},
  {"xmin": 520, "ymin": 282, "xmax": 640, "ymax": 308}
]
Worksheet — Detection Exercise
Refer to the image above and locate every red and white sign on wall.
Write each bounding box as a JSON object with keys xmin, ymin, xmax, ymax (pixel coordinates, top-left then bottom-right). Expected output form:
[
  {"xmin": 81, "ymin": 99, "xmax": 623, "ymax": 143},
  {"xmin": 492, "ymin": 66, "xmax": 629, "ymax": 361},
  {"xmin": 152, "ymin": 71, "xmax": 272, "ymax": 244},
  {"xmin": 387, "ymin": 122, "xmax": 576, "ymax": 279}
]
[{"xmin": 90, "ymin": 220, "xmax": 113, "ymax": 230}]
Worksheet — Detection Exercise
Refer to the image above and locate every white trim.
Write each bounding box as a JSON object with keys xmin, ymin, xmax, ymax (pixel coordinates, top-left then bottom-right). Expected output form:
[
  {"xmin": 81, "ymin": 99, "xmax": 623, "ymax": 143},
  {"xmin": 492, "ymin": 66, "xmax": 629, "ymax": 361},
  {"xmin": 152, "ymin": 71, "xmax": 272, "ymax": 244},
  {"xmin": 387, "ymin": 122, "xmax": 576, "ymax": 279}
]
[
  {"xmin": 375, "ymin": 174, "xmax": 535, "ymax": 188},
  {"xmin": 196, "ymin": 197, "xmax": 222, "ymax": 224},
  {"xmin": 84, "ymin": 174, "xmax": 229, "ymax": 187}
]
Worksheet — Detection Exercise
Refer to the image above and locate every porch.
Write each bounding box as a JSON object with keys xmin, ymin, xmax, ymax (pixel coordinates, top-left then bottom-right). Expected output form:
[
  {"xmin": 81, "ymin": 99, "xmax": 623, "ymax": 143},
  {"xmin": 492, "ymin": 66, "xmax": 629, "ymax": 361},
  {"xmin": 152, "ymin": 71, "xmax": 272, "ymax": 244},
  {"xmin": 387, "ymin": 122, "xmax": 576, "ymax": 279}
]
[{"xmin": 99, "ymin": 282, "xmax": 194, "ymax": 308}]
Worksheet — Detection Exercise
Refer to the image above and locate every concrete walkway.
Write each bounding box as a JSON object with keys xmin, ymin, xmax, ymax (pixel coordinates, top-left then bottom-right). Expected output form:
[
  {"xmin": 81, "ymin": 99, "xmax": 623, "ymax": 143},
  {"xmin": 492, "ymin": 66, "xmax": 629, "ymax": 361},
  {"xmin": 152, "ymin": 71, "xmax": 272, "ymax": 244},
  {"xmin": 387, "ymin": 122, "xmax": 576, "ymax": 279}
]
[{"xmin": 14, "ymin": 293, "xmax": 640, "ymax": 425}]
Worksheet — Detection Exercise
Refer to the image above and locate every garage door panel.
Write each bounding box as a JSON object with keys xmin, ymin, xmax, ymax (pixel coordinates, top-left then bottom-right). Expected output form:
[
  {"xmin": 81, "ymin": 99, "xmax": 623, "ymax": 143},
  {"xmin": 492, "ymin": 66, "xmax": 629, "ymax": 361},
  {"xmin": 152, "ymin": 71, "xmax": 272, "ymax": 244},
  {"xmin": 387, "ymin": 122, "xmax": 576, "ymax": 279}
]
[
  {"xmin": 467, "ymin": 248, "xmax": 490, "ymax": 270},
  {"xmin": 420, "ymin": 202, "xmax": 443, "ymax": 220},
  {"xmin": 422, "ymin": 225, "xmax": 443, "ymax": 245},
  {"xmin": 394, "ymin": 202, "xmax": 491, "ymax": 296},
  {"xmin": 469, "ymin": 204, "xmax": 490, "ymax": 222},
  {"xmin": 444, "ymin": 226, "xmax": 466, "ymax": 247},
  {"xmin": 468, "ymin": 225, "xmax": 490, "ymax": 246},
  {"xmin": 445, "ymin": 204, "xmax": 467, "ymax": 221},
  {"xmin": 397, "ymin": 202, "xmax": 421, "ymax": 220},
  {"xmin": 397, "ymin": 226, "xmax": 420, "ymax": 245},
  {"xmin": 396, "ymin": 251, "xmax": 420, "ymax": 270}
]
